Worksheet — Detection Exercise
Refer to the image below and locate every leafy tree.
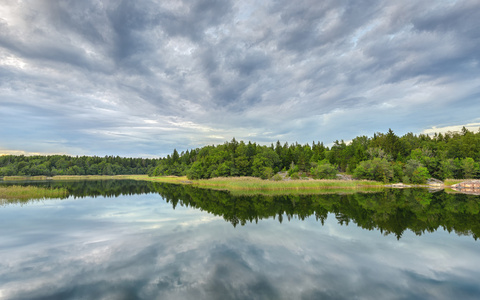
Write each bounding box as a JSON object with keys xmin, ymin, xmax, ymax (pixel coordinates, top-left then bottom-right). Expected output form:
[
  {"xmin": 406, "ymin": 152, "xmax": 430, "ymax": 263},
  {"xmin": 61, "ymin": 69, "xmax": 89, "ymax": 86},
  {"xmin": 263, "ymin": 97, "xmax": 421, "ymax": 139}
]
[
  {"xmin": 410, "ymin": 167, "xmax": 430, "ymax": 184},
  {"xmin": 461, "ymin": 157, "xmax": 479, "ymax": 179},
  {"xmin": 403, "ymin": 159, "xmax": 430, "ymax": 184},
  {"xmin": 310, "ymin": 160, "xmax": 338, "ymax": 179},
  {"xmin": 353, "ymin": 158, "xmax": 394, "ymax": 182}
]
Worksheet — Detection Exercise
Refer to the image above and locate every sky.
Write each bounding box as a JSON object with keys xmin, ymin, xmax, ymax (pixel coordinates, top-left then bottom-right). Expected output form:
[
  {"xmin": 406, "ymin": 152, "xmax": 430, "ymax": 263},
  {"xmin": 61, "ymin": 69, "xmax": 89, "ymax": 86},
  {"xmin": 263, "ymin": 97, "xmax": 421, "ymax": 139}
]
[{"xmin": 1, "ymin": 0, "xmax": 479, "ymax": 158}]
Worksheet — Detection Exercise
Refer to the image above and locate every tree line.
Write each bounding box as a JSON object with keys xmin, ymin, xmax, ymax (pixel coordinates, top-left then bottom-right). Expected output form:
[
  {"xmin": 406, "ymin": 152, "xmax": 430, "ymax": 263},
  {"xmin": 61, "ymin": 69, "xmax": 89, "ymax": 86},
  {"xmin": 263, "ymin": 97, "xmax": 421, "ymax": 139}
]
[
  {"xmin": 150, "ymin": 127, "xmax": 480, "ymax": 183},
  {"xmin": 1, "ymin": 128, "xmax": 479, "ymax": 182},
  {"xmin": 0, "ymin": 155, "xmax": 159, "ymax": 177}
]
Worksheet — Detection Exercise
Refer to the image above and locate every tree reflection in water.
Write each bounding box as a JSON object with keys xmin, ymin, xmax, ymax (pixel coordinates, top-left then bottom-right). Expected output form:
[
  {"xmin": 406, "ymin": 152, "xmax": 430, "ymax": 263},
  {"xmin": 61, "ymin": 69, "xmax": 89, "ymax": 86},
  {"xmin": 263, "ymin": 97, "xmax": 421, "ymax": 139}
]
[{"xmin": 2, "ymin": 180, "xmax": 480, "ymax": 240}]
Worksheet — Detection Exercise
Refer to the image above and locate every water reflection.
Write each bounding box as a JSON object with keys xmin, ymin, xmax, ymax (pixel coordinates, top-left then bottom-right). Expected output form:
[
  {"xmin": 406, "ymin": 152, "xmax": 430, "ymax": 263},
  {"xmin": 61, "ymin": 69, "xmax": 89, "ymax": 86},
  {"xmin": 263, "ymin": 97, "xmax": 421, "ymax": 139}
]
[
  {"xmin": 2, "ymin": 180, "xmax": 480, "ymax": 240},
  {"xmin": 0, "ymin": 181, "xmax": 479, "ymax": 299}
]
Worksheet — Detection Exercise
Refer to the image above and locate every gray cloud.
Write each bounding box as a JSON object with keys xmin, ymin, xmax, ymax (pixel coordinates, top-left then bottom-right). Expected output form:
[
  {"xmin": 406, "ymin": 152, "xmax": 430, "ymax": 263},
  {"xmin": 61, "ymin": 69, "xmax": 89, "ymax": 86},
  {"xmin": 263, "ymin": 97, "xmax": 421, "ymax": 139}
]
[{"xmin": 0, "ymin": 0, "xmax": 479, "ymax": 156}]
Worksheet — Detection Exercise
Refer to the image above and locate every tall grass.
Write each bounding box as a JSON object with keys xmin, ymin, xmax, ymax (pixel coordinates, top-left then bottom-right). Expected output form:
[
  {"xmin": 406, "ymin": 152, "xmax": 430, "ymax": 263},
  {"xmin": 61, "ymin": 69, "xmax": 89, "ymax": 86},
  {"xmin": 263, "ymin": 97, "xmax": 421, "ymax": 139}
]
[
  {"xmin": 444, "ymin": 178, "xmax": 475, "ymax": 186},
  {"xmin": 0, "ymin": 185, "xmax": 68, "ymax": 201},
  {"xmin": 194, "ymin": 177, "xmax": 383, "ymax": 190},
  {"xmin": 1, "ymin": 175, "xmax": 147, "ymax": 181},
  {"xmin": 3, "ymin": 176, "xmax": 48, "ymax": 181},
  {"xmin": 143, "ymin": 175, "xmax": 385, "ymax": 194},
  {"xmin": 52, "ymin": 175, "xmax": 134, "ymax": 180}
]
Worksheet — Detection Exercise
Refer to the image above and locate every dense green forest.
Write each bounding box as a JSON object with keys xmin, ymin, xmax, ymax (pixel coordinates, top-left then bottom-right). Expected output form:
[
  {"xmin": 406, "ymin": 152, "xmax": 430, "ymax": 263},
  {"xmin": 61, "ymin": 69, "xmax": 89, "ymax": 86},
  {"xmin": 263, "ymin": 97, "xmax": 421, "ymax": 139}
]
[
  {"xmin": 1, "ymin": 128, "xmax": 480, "ymax": 183},
  {"xmin": 149, "ymin": 128, "xmax": 480, "ymax": 182},
  {"xmin": 0, "ymin": 155, "xmax": 159, "ymax": 177}
]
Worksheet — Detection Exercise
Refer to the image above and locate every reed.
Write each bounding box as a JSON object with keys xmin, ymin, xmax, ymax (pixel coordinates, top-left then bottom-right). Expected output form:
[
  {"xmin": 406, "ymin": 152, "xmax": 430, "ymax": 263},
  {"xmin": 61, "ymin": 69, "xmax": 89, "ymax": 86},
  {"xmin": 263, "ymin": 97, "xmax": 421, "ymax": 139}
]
[
  {"xmin": 444, "ymin": 178, "xmax": 473, "ymax": 186},
  {"xmin": 3, "ymin": 176, "xmax": 48, "ymax": 181},
  {"xmin": 0, "ymin": 185, "xmax": 68, "ymax": 201},
  {"xmin": 51, "ymin": 175, "xmax": 132, "ymax": 180},
  {"xmin": 143, "ymin": 175, "xmax": 385, "ymax": 194}
]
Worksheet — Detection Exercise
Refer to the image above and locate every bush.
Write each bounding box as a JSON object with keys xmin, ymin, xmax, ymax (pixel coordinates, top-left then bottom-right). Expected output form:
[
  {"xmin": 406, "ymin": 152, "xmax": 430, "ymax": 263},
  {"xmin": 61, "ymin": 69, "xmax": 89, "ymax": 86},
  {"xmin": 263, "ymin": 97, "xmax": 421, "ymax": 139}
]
[
  {"xmin": 271, "ymin": 174, "xmax": 283, "ymax": 181},
  {"xmin": 289, "ymin": 172, "xmax": 300, "ymax": 180},
  {"xmin": 411, "ymin": 167, "xmax": 430, "ymax": 184},
  {"xmin": 353, "ymin": 158, "xmax": 394, "ymax": 182},
  {"xmin": 262, "ymin": 167, "xmax": 274, "ymax": 179},
  {"xmin": 288, "ymin": 163, "xmax": 299, "ymax": 176},
  {"xmin": 403, "ymin": 159, "xmax": 430, "ymax": 184},
  {"xmin": 310, "ymin": 160, "xmax": 337, "ymax": 179}
]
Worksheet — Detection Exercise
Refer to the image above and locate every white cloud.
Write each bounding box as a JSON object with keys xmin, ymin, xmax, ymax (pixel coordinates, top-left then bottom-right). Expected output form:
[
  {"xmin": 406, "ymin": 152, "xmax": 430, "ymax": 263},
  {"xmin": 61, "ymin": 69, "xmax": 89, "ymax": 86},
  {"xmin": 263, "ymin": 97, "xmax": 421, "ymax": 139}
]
[{"xmin": 1, "ymin": 0, "xmax": 480, "ymax": 156}]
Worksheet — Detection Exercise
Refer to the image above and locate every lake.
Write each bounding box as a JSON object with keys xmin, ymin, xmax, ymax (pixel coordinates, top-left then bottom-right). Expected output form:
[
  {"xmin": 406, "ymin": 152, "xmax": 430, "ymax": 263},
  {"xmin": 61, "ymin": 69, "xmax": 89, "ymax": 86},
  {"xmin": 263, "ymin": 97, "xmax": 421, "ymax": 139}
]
[{"xmin": 1, "ymin": 180, "xmax": 480, "ymax": 299}]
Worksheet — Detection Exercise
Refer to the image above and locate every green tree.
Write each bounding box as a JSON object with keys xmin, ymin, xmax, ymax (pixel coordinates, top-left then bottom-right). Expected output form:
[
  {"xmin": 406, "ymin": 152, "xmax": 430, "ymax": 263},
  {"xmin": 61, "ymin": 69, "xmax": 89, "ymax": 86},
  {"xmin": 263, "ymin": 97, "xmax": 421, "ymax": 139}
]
[
  {"xmin": 353, "ymin": 158, "xmax": 394, "ymax": 182},
  {"xmin": 310, "ymin": 159, "xmax": 338, "ymax": 179},
  {"xmin": 461, "ymin": 157, "xmax": 479, "ymax": 179}
]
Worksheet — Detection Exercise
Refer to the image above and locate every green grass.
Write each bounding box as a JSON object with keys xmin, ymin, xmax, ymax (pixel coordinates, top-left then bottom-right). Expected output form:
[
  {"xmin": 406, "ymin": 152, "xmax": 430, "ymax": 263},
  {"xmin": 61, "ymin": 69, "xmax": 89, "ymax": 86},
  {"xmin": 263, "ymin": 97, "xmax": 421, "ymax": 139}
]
[
  {"xmin": 51, "ymin": 175, "xmax": 140, "ymax": 180},
  {"xmin": 3, "ymin": 176, "xmax": 48, "ymax": 181},
  {"xmin": 0, "ymin": 185, "xmax": 68, "ymax": 202},
  {"xmin": 2, "ymin": 175, "xmax": 145, "ymax": 181},
  {"xmin": 6, "ymin": 174, "xmax": 471, "ymax": 197},
  {"xmin": 142, "ymin": 175, "xmax": 385, "ymax": 194},
  {"xmin": 443, "ymin": 178, "xmax": 476, "ymax": 186}
]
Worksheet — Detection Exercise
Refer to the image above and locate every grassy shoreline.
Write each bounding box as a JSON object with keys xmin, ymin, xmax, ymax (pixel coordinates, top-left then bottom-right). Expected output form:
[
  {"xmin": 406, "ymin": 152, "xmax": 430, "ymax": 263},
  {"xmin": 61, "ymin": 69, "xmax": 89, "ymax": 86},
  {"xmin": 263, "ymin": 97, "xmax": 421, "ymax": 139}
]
[
  {"xmin": 0, "ymin": 185, "xmax": 68, "ymax": 202},
  {"xmin": 136, "ymin": 175, "xmax": 387, "ymax": 193},
  {"xmin": 0, "ymin": 174, "xmax": 470, "ymax": 196}
]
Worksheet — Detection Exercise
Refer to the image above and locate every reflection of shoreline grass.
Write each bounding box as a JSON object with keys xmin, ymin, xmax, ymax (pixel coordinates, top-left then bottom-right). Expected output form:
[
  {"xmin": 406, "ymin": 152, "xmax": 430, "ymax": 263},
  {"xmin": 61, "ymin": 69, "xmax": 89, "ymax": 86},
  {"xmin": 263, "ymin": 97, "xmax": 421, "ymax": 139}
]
[
  {"xmin": 1, "ymin": 175, "xmax": 466, "ymax": 196},
  {"xmin": 0, "ymin": 185, "xmax": 68, "ymax": 202},
  {"xmin": 3, "ymin": 176, "xmax": 48, "ymax": 181},
  {"xmin": 227, "ymin": 187, "xmax": 383, "ymax": 196},
  {"xmin": 1, "ymin": 175, "xmax": 137, "ymax": 181}
]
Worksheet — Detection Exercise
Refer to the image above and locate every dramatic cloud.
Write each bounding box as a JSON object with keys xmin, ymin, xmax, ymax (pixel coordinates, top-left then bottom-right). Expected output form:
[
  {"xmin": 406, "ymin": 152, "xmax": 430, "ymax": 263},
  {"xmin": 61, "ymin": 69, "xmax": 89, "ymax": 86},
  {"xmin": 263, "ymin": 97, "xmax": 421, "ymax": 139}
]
[{"xmin": 1, "ymin": 0, "xmax": 479, "ymax": 156}]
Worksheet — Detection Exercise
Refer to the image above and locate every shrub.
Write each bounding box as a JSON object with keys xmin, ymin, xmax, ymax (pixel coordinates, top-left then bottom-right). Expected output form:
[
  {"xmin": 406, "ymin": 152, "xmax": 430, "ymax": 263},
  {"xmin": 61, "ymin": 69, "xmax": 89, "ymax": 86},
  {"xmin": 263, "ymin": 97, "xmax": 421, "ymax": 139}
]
[
  {"xmin": 288, "ymin": 164, "xmax": 299, "ymax": 176},
  {"xmin": 262, "ymin": 167, "xmax": 274, "ymax": 179},
  {"xmin": 411, "ymin": 167, "xmax": 430, "ymax": 184},
  {"xmin": 271, "ymin": 174, "xmax": 283, "ymax": 181},
  {"xmin": 290, "ymin": 172, "xmax": 300, "ymax": 180},
  {"xmin": 353, "ymin": 158, "xmax": 394, "ymax": 182},
  {"xmin": 310, "ymin": 160, "xmax": 338, "ymax": 179},
  {"xmin": 404, "ymin": 159, "xmax": 430, "ymax": 184}
]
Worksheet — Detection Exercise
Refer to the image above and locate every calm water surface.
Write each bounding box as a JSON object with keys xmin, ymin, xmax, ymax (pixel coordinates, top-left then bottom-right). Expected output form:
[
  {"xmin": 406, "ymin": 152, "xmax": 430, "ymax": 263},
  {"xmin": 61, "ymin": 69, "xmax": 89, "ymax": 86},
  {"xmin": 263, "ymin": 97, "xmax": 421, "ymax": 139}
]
[{"xmin": 1, "ymin": 180, "xmax": 479, "ymax": 299}]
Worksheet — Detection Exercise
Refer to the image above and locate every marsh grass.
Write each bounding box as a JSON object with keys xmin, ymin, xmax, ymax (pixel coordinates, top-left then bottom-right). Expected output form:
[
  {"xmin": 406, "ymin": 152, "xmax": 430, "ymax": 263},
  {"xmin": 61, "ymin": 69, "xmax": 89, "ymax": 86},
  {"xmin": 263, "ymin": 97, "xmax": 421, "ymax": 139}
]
[
  {"xmin": 0, "ymin": 185, "xmax": 68, "ymax": 202},
  {"xmin": 143, "ymin": 175, "xmax": 385, "ymax": 194},
  {"xmin": 51, "ymin": 175, "xmax": 134, "ymax": 180},
  {"xmin": 444, "ymin": 179, "xmax": 473, "ymax": 186},
  {"xmin": 3, "ymin": 176, "xmax": 48, "ymax": 181}
]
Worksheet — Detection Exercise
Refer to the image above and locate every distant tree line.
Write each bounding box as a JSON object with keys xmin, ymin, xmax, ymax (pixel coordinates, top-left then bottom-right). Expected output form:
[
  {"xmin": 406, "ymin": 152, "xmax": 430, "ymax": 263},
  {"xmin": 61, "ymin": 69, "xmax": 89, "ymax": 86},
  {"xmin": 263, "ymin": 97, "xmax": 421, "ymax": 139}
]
[
  {"xmin": 2, "ymin": 128, "xmax": 479, "ymax": 183},
  {"xmin": 149, "ymin": 128, "xmax": 480, "ymax": 183},
  {"xmin": 0, "ymin": 155, "xmax": 159, "ymax": 177}
]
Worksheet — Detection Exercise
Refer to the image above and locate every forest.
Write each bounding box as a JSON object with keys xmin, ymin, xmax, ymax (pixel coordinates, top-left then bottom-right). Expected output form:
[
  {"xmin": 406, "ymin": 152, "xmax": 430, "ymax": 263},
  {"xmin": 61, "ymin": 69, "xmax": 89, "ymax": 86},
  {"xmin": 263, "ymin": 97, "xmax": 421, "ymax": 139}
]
[
  {"xmin": 149, "ymin": 128, "xmax": 480, "ymax": 183},
  {"xmin": 1, "ymin": 128, "xmax": 480, "ymax": 183},
  {"xmin": 0, "ymin": 155, "xmax": 159, "ymax": 177}
]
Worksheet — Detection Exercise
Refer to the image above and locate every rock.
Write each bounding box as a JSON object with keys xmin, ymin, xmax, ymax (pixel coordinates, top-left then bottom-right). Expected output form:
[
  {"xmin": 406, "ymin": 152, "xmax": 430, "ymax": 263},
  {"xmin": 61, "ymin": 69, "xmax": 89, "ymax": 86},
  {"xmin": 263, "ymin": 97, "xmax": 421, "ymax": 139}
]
[
  {"xmin": 387, "ymin": 183, "xmax": 410, "ymax": 188},
  {"xmin": 451, "ymin": 180, "xmax": 480, "ymax": 195},
  {"xmin": 426, "ymin": 178, "xmax": 444, "ymax": 186},
  {"xmin": 336, "ymin": 174, "xmax": 353, "ymax": 180}
]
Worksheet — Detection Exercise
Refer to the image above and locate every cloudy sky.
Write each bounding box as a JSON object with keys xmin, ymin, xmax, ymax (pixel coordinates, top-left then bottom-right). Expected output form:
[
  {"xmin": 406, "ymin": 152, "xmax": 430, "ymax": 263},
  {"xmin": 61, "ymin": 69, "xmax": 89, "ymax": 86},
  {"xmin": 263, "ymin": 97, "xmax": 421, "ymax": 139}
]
[{"xmin": 1, "ymin": 0, "xmax": 479, "ymax": 157}]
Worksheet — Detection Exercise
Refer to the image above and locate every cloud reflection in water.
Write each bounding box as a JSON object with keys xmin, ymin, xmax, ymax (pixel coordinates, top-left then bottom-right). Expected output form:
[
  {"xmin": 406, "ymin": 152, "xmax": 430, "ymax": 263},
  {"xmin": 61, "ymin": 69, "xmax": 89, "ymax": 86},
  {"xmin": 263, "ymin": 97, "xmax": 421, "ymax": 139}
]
[{"xmin": 0, "ymin": 193, "xmax": 479, "ymax": 300}]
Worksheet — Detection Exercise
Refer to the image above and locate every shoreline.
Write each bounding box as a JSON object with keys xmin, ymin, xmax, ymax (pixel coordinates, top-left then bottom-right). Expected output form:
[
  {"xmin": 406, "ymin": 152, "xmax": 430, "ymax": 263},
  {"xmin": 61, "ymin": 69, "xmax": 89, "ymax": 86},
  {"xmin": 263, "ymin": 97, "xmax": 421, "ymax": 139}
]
[{"xmin": 1, "ymin": 175, "xmax": 477, "ymax": 196}]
